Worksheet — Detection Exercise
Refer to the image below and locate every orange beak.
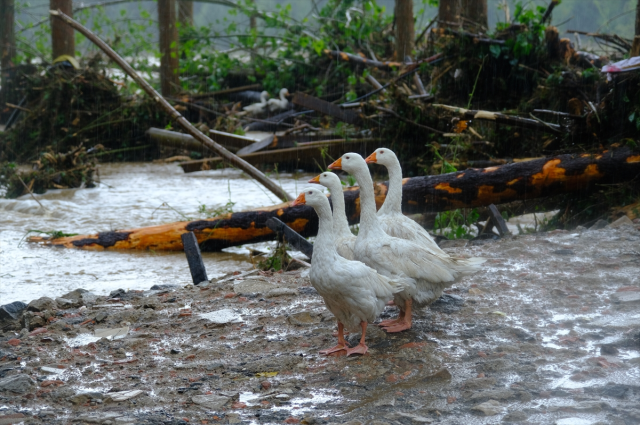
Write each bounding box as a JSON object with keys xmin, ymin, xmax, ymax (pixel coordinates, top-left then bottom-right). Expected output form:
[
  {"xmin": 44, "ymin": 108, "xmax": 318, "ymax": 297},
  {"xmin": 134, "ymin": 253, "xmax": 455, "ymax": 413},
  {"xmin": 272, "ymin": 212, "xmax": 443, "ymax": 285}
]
[
  {"xmin": 290, "ymin": 193, "xmax": 306, "ymax": 207},
  {"xmin": 308, "ymin": 175, "xmax": 321, "ymax": 184},
  {"xmin": 328, "ymin": 158, "xmax": 342, "ymax": 170},
  {"xmin": 365, "ymin": 152, "xmax": 377, "ymax": 164}
]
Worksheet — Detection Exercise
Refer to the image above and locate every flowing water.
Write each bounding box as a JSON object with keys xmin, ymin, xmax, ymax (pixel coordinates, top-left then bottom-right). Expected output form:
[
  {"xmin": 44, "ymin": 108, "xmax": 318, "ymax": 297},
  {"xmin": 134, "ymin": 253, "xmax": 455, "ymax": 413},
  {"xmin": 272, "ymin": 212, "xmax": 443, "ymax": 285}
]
[{"xmin": 0, "ymin": 162, "xmax": 314, "ymax": 304}]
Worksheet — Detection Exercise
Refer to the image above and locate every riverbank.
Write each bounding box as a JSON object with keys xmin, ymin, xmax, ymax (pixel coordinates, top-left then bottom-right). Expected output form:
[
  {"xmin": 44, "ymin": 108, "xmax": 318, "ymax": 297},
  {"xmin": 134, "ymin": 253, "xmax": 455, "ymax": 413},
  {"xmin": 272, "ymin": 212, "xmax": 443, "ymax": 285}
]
[{"xmin": 1, "ymin": 223, "xmax": 639, "ymax": 424}]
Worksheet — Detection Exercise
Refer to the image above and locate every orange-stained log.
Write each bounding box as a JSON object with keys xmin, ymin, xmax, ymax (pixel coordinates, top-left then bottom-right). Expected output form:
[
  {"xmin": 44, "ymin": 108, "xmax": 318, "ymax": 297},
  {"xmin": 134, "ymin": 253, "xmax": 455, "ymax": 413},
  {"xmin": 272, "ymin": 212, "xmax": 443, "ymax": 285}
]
[{"xmin": 28, "ymin": 147, "xmax": 640, "ymax": 252}]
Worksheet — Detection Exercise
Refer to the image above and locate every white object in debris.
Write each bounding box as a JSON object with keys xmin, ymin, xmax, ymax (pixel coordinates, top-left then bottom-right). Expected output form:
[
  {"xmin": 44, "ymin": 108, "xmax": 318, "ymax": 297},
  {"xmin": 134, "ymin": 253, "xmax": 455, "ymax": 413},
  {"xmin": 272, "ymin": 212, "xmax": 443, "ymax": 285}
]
[
  {"xmin": 94, "ymin": 326, "xmax": 129, "ymax": 340},
  {"xmin": 106, "ymin": 390, "xmax": 144, "ymax": 402},
  {"xmin": 199, "ymin": 308, "xmax": 242, "ymax": 324},
  {"xmin": 602, "ymin": 57, "xmax": 640, "ymax": 80}
]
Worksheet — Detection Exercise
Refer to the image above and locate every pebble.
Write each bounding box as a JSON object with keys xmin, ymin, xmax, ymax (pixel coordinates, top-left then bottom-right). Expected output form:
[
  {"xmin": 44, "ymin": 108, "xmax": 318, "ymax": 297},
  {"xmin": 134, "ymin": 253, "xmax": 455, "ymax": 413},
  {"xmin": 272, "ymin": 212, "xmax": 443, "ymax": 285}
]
[
  {"xmin": 0, "ymin": 374, "xmax": 36, "ymax": 394},
  {"xmin": 471, "ymin": 399, "xmax": 503, "ymax": 416}
]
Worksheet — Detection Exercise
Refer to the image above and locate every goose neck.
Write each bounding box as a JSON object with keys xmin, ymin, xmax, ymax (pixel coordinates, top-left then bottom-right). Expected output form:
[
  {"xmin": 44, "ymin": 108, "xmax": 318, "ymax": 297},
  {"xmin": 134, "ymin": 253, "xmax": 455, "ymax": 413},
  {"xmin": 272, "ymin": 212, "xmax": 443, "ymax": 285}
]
[
  {"xmin": 329, "ymin": 188, "xmax": 352, "ymax": 238},
  {"xmin": 312, "ymin": 201, "xmax": 340, "ymax": 259},
  {"xmin": 378, "ymin": 161, "xmax": 403, "ymax": 215},
  {"xmin": 351, "ymin": 166, "xmax": 382, "ymax": 237}
]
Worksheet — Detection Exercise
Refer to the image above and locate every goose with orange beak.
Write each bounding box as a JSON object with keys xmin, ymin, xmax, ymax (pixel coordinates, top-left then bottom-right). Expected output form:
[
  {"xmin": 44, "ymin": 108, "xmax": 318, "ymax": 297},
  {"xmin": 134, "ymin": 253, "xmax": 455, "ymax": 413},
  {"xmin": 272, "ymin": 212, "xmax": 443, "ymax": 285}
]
[
  {"xmin": 365, "ymin": 148, "xmax": 447, "ymax": 257},
  {"xmin": 329, "ymin": 153, "xmax": 485, "ymax": 333},
  {"xmin": 290, "ymin": 187, "xmax": 405, "ymax": 355},
  {"xmin": 308, "ymin": 172, "xmax": 356, "ymax": 260}
]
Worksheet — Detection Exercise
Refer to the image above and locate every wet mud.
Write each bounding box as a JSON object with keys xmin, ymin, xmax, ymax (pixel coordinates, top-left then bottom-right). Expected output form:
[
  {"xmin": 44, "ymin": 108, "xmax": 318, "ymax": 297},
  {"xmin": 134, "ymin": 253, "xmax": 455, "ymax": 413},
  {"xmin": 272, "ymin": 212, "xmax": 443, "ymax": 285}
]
[{"xmin": 1, "ymin": 224, "xmax": 640, "ymax": 425}]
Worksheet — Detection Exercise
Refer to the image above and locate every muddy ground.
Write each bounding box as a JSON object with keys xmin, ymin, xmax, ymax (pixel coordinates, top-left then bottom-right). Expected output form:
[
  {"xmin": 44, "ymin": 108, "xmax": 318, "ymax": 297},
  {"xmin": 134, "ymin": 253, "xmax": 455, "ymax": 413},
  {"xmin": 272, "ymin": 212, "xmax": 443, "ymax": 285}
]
[{"xmin": 1, "ymin": 222, "xmax": 640, "ymax": 425}]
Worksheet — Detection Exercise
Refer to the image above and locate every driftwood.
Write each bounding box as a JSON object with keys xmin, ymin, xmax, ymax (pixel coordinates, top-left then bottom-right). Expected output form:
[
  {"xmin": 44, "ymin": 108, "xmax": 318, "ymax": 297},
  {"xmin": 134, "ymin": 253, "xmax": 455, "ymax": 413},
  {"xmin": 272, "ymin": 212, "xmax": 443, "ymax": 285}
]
[
  {"xmin": 29, "ymin": 148, "xmax": 640, "ymax": 251},
  {"xmin": 147, "ymin": 127, "xmax": 269, "ymax": 153},
  {"xmin": 179, "ymin": 138, "xmax": 379, "ymax": 173},
  {"xmin": 292, "ymin": 93, "xmax": 362, "ymax": 125},
  {"xmin": 433, "ymin": 28, "xmax": 506, "ymax": 45},
  {"xmin": 432, "ymin": 104, "xmax": 564, "ymax": 133},
  {"xmin": 323, "ymin": 50, "xmax": 404, "ymax": 71},
  {"xmin": 49, "ymin": 9, "xmax": 292, "ymax": 202}
]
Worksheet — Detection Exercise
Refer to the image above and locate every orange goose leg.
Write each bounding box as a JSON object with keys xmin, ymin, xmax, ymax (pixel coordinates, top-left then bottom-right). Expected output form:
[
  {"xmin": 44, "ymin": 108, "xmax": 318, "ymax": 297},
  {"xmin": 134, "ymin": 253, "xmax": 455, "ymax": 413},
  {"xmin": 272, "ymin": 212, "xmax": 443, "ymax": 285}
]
[
  {"xmin": 319, "ymin": 322, "xmax": 349, "ymax": 355},
  {"xmin": 382, "ymin": 299, "xmax": 412, "ymax": 333},
  {"xmin": 378, "ymin": 308, "xmax": 405, "ymax": 327},
  {"xmin": 346, "ymin": 321, "xmax": 369, "ymax": 356}
]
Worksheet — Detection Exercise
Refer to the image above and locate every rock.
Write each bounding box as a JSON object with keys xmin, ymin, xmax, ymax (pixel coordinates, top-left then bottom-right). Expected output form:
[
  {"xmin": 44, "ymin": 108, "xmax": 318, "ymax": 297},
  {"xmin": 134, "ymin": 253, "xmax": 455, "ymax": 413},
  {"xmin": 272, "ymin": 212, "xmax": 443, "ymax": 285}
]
[
  {"xmin": 70, "ymin": 391, "xmax": 103, "ymax": 404},
  {"xmin": 0, "ymin": 374, "xmax": 36, "ymax": 394},
  {"xmin": 472, "ymin": 400, "xmax": 503, "ymax": 416},
  {"xmin": 27, "ymin": 297, "xmax": 56, "ymax": 313},
  {"xmin": 205, "ymin": 363, "xmax": 225, "ymax": 371},
  {"xmin": 395, "ymin": 412, "xmax": 433, "ymax": 423},
  {"xmin": 95, "ymin": 311, "xmax": 108, "ymax": 323},
  {"xmin": 573, "ymin": 401, "xmax": 609, "ymax": 413},
  {"xmin": 610, "ymin": 291, "xmax": 640, "ymax": 304},
  {"xmin": 149, "ymin": 284, "xmax": 179, "ymax": 291},
  {"xmin": 468, "ymin": 390, "xmax": 515, "ymax": 402},
  {"xmin": 94, "ymin": 327, "xmax": 129, "ymax": 339},
  {"xmin": 287, "ymin": 312, "xmax": 320, "ymax": 326},
  {"xmin": 0, "ymin": 301, "xmax": 27, "ymax": 321},
  {"xmin": 609, "ymin": 215, "xmax": 634, "ymax": 228},
  {"xmin": 234, "ymin": 279, "xmax": 274, "ymax": 296},
  {"xmin": 0, "ymin": 414, "xmax": 26, "ymax": 425},
  {"xmin": 590, "ymin": 219, "xmax": 609, "ymax": 230},
  {"xmin": 341, "ymin": 421, "xmax": 363, "ymax": 425},
  {"xmin": 192, "ymin": 394, "xmax": 230, "ymax": 410},
  {"xmin": 600, "ymin": 384, "xmax": 632, "ymax": 398},
  {"xmin": 429, "ymin": 294, "xmax": 465, "ymax": 313},
  {"xmin": 266, "ymin": 288, "xmax": 298, "ymax": 298},
  {"xmin": 478, "ymin": 359, "xmax": 510, "ymax": 372},
  {"xmin": 463, "ymin": 377, "xmax": 497, "ymax": 390},
  {"xmin": 373, "ymin": 397, "xmax": 395, "ymax": 407},
  {"xmin": 600, "ymin": 344, "xmax": 619, "ymax": 355},
  {"xmin": 502, "ymin": 410, "xmax": 528, "ymax": 422},
  {"xmin": 105, "ymin": 390, "xmax": 143, "ymax": 402},
  {"xmin": 55, "ymin": 298, "xmax": 76, "ymax": 309}
]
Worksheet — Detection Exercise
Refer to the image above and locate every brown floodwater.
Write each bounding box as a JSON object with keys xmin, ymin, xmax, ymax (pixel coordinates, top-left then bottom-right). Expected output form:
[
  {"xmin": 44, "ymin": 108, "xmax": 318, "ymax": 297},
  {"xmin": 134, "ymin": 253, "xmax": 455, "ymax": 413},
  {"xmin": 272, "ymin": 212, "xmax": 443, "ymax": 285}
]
[{"xmin": 0, "ymin": 162, "xmax": 315, "ymax": 303}]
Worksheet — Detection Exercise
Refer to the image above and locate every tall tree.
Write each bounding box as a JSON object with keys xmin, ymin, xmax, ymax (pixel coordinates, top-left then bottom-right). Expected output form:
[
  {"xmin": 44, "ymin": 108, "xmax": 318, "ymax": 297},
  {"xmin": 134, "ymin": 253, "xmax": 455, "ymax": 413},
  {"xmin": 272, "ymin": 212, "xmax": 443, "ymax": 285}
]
[
  {"xmin": 1, "ymin": 0, "xmax": 16, "ymax": 71},
  {"xmin": 394, "ymin": 0, "xmax": 415, "ymax": 61},
  {"xmin": 178, "ymin": 1, "xmax": 193, "ymax": 27},
  {"xmin": 158, "ymin": 0, "xmax": 179, "ymax": 96},
  {"xmin": 438, "ymin": 0, "xmax": 460, "ymax": 29},
  {"xmin": 460, "ymin": 0, "xmax": 488, "ymax": 31},
  {"xmin": 50, "ymin": 0, "xmax": 75, "ymax": 58}
]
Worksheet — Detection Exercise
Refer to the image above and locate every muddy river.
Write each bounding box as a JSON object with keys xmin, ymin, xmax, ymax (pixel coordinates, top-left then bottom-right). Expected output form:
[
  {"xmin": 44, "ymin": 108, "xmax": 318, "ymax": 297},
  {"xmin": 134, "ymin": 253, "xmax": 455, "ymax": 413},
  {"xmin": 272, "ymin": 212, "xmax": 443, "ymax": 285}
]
[{"xmin": 0, "ymin": 163, "xmax": 312, "ymax": 303}]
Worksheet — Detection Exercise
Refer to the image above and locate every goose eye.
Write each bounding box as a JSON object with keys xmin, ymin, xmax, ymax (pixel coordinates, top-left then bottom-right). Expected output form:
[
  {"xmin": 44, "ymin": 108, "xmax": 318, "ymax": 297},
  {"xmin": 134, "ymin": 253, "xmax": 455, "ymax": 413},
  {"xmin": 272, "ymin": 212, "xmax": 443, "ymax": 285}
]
[
  {"xmin": 346, "ymin": 156, "xmax": 350, "ymax": 159},
  {"xmin": 380, "ymin": 151, "xmax": 384, "ymax": 154}
]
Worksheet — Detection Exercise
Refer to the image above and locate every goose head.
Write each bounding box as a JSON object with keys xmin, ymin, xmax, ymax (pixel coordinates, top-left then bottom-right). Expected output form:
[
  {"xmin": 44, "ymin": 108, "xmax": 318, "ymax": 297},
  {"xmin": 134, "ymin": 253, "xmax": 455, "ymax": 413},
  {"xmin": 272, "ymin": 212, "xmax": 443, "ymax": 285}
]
[
  {"xmin": 328, "ymin": 152, "xmax": 367, "ymax": 174},
  {"xmin": 308, "ymin": 172, "xmax": 343, "ymax": 192},
  {"xmin": 279, "ymin": 88, "xmax": 290, "ymax": 99},
  {"xmin": 365, "ymin": 148, "xmax": 398, "ymax": 167},
  {"xmin": 291, "ymin": 187, "xmax": 328, "ymax": 209},
  {"xmin": 259, "ymin": 91, "xmax": 269, "ymax": 103}
]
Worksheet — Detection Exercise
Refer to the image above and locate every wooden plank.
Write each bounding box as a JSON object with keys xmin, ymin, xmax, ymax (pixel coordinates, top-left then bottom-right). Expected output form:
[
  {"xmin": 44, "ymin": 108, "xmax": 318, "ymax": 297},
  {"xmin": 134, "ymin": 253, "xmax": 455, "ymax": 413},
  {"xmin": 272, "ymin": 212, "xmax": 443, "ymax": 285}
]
[
  {"xmin": 266, "ymin": 217, "xmax": 313, "ymax": 259},
  {"xmin": 236, "ymin": 135, "xmax": 277, "ymax": 155},
  {"xmin": 181, "ymin": 231, "xmax": 209, "ymax": 284},
  {"xmin": 292, "ymin": 92, "xmax": 362, "ymax": 125},
  {"xmin": 488, "ymin": 204, "xmax": 511, "ymax": 237},
  {"xmin": 244, "ymin": 109, "xmax": 298, "ymax": 132}
]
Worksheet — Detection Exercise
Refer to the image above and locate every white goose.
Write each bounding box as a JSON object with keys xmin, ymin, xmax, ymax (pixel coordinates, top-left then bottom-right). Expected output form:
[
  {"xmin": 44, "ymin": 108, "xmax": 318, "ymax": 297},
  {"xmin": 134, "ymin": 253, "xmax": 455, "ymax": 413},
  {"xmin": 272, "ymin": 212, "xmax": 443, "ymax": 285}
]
[
  {"xmin": 329, "ymin": 153, "xmax": 485, "ymax": 333},
  {"xmin": 267, "ymin": 88, "xmax": 289, "ymax": 112},
  {"xmin": 365, "ymin": 148, "xmax": 447, "ymax": 257},
  {"xmin": 308, "ymin": 172, "xmax": 356, "ymax": 260},
  {"xmin": 291, "ymin": 187, "xmax": 404, "ymax": 355},
  {"xmin": 242, "ymin": 91, "xmax": 269, "ymax": 114}
]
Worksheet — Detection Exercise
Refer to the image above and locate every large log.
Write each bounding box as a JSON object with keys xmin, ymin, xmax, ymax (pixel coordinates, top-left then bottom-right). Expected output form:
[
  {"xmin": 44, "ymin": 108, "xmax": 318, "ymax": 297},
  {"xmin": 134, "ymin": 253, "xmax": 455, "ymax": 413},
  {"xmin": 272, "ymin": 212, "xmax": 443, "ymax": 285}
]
[{"xmin": 28, "ymin": 148, "xmax": 640, "ymax": 252}]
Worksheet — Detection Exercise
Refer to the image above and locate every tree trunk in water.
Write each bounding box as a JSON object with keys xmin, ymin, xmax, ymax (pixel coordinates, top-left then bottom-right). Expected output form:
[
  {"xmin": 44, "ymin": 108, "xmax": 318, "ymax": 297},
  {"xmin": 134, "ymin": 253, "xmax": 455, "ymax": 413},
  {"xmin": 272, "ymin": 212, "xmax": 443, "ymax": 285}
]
[
  {"xmin": 1, "ymin": 0, "xmax": 16, "ymax": 71},
  {"xmin": 438, "ymin": 0, "xmax": 460, "ymax": 29},
  {"xmin": 394, "ymin": 0, "xmax": 414, "ymax": 61},
  {"xmin": 178, "ymin": 0, "xmax": 193, "ymax": 27},
  {"xmin": 158, "ymin": 0, "xmax": 179, "ymax": 97},
  {"xmin": 460, "ymin": 0, "xmax": 488, "ymax": 31},
  {"xmin": 50, "ymin": 0, "xmax": 74, "ymax": 58},
  {"xmin": 28, "ymin": 148, "xmax": 640, "ymax": 252},
  {"xmin": 632, "ymin": 0, "xmax": 640, "ymax": 57}
]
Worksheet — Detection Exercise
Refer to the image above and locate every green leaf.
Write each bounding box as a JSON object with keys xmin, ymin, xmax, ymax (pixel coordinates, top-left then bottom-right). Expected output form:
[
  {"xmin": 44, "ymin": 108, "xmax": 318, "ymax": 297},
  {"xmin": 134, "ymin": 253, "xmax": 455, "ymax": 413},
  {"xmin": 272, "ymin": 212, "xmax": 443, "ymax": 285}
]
[{"xmin": 489, "ymin": 44, "xmax": 501, "ymax": 58}]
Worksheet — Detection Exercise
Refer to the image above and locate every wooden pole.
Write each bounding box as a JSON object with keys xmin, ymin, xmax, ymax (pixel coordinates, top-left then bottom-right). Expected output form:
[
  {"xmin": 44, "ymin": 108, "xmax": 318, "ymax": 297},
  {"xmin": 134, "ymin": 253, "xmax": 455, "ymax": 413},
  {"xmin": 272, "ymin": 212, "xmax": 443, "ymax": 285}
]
[
  {"xmin": 394, "ymin": 0, "xmax": 414, "ymax": 61},
  {"xmin": 28, "ymin": 147, "xmax": 640, "ymax": 251},
  {"xmin": 50, "ymin": 0, "xmax": 74, "ymax": 58},
  {"xmin": 158, "ymin": 0, "xmax": 179, "ymax": 97},
  {"xmin": 460, "ymin": 0, "xmax": 488, "ymax": 31},
  {"xmin": 49, "ymin": 9, "xmax": 293, "ymax": 202},
  {"xmin": 632, "ymin": 0, "xmax": 640, "ymax": 57},
  {"xmin": 1, "ymin": 0, "xmax": 16, "ymax": 71}
]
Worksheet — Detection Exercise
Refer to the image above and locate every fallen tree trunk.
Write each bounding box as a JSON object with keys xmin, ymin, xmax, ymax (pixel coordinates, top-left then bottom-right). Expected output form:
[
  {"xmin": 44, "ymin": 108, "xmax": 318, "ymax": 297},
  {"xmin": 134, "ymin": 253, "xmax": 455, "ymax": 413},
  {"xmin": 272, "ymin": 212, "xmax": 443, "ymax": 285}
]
[{"xmin": 28, "ymin": 148, "xmax": 640, "ymax": 251}]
